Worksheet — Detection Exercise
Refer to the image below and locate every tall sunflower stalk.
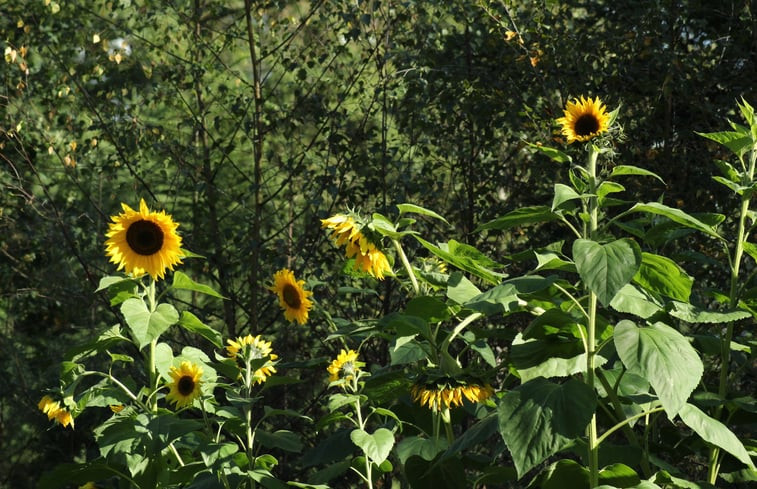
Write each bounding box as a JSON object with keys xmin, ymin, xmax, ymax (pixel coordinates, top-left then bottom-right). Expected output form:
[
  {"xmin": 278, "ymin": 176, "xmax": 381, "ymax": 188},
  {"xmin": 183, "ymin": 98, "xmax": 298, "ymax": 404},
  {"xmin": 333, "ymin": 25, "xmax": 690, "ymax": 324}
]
[
  {"xmin": 557, "ymin": 96, "xmax": 612, "ymax": 487},
  {"xmin": 702, "ymin": 99, "xmax": 757, "ymax": 484}
]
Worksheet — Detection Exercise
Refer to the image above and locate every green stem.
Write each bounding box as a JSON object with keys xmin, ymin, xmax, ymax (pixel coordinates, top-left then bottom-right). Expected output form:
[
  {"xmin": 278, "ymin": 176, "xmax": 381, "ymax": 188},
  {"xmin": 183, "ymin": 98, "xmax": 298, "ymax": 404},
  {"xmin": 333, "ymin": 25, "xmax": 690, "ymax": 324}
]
[
  {"xmin": 444, "ymin": 312, "xmax": 483, "ymax": 349},
  {"xmin": 352, "ymin": 376, "xmax": 374, "ymax": 489},
  {"xmin": 595, "ymin": 370, "xmax": 653, "ymax": 477},
  {"xmin": 595, "ymin": 407, "xmax": 665, "ymax": 446},
  {"xmin": 244, "ymin": 358, "xmax": 256, "ymax": 482},
  {"xmin": 145, "ymin": 280, "xmax": 158, "ymax": 413},
  {"xmin": 584, "ymin": 145, "xmax": 600, "ymax": 488},
  {"xmin": 392, "ymin": 238, "xmax": 419, "ymax": 295},
  {"xmin": 708, "ymin": 145, "xmax": 757, "ymax": 484}
]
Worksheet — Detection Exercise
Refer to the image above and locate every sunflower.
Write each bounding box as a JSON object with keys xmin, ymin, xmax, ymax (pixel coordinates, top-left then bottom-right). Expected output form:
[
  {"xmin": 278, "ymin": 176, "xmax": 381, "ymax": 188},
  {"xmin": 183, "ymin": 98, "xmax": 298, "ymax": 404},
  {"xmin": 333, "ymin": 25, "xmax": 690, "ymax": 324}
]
[
  {"xmin": 410, "ymin": 380, "xmax": 495, "ymax": 412},
  {"xmin": 556, "ymin": 96, "xmax": 611, "ymax": 143},
  {"xmin": 105, "ymin": 198, "xmax": 183, "ymax": 280},
  {"xmin": 38, "ymin": 395, "xmax": 74, "ymax": 428},
  {"xmin": 226, "ymin": 334, "xmax": 278, "ymax": 384},
  {"xmin": 322, "ymin": 213, "xmax": 391, "ymax": 280},
  {"xmin": 327, "ymin": 349, "xmax": 363, "ymax": 383},
  {"xmin": 269, "ymin": 269, "xmax": 313, "ymax": 325},
  {"xmin": 166, "ymin": 361, "xmax": 203, "ymax": 408}
]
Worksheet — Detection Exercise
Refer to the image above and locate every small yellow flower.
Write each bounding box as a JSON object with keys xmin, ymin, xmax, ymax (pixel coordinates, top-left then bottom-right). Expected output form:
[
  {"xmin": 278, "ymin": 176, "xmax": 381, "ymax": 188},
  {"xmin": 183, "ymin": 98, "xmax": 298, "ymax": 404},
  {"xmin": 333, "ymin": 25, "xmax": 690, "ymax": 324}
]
[
  {"xmin": 165, "ymin": 361, "xmax": 203, "ymax": 409},
  {"xmin": 269, "ymin": 269, "xmax": 313, "ymax": 325},
  {"xmin": 556, "ymin": 96, "xmax": 611, "ymax": 143},
  {"xmin": 109, "ymin": 404, "xmax": 124, "ymax": 413},
  {"xmin": 226, "ymin": 335, "xmax": 278, "ymax": 384},
  {"xmin": 327, "ymin": 349, "xmax": 362, "ymax": 383},
  {"xmin": 105, "ymin": 199, "xmax": 183, "ymax": 280}
]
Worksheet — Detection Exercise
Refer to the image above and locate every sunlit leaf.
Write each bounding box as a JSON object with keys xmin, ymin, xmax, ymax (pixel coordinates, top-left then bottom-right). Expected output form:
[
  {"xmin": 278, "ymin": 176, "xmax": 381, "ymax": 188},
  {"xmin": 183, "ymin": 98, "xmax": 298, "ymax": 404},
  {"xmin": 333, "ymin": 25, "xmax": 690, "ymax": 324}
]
[
  {"xmin": 614, "ymin": 321, "xmax": 703, "ymax": 419},
  {"xmin": 573, "ymin": 238, "xmax": 642, "ymax": 306}
]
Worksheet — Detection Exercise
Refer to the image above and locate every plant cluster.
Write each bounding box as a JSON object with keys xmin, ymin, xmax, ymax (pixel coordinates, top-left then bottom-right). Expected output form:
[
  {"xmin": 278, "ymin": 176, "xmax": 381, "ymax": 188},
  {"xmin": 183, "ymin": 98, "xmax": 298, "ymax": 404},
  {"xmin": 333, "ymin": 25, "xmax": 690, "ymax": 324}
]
[{"xmin": 35, "ymin": 97, "xmax": 757, "ymax": 488}]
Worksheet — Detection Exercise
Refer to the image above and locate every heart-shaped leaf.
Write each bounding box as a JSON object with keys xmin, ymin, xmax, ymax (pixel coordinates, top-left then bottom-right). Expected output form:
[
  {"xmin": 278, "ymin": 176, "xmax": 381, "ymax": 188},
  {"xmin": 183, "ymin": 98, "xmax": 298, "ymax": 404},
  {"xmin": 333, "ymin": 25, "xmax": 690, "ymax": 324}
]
[
  {"xmin": 350, "ymin": 428, "xmax": 394, "ymax": 465},
  {"xmin": 497, "ymin": 377, "xmax": 596, "ymax": 478},
  {"xmin": 614, "ymin": 321, "xmax": 703, "ymax": 419},
  {"xmin": 573, "ymin": 238, "xmax": 641, "ymax": 306}
]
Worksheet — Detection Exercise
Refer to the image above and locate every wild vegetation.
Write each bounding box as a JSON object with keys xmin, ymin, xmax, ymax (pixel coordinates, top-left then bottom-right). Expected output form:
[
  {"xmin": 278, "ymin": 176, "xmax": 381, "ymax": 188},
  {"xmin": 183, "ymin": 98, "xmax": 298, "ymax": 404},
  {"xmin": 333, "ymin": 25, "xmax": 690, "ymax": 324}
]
[{"xmin": 1, "ymin": 1, "xmax": 756, "ymax": 488}]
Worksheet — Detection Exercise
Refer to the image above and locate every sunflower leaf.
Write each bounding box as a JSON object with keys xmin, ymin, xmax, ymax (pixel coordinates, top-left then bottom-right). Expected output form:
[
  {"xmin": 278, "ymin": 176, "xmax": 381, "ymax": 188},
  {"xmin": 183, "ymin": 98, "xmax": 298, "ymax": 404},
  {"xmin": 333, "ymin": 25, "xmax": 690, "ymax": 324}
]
[
  {"xmin": 121, "ymin": 298, "xmax": 180, "ymax": 349},
  {"xmin": 172, "ymin": 271, "xmax": 225, "ymax": 299},
  {"xmin": 397, "ymin": 203, "xmax": 450, "ymax": 224},
  {"xmin": 609, "ymin": 165, "xmax": 665, "ymax": 184},
  {"xmin": 526, "ymin": 142, "xmax": 572, "ymax": 164},
  {"xmin": 178, "ymin": 310, "xmax": 223, "ymax": 348}
]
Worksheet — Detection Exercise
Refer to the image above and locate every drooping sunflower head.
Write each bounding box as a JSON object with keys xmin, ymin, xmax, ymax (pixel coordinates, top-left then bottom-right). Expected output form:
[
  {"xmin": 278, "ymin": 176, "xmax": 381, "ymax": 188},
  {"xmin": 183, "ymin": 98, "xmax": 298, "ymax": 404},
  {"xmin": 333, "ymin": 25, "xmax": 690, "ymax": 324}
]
[
  {"xmin": 556, "ymin": 96, "xmax": 611, "ymax": 143},
  {"xmin": 38, "ymin": 395, "xmax": 74, "ymax": 428},
  {"xmin": 327, "ymin": 349, "xmax": 363, "ymax": 383},
  {"xmin": 105, "ymin": 198, "xmax": 183, "ymax": 280},
  {"xmin": 226, "ymin": 334, "xmax": 278, "ymax": 384},
  {"xmin": 166, "ymin": 361, "xmax": 203, "ymax": 409},
  {"xmin": 410, "ymin": 378, "xmax": 495, "ymax": 412},
  {"xmin": 269, "ymin": 269, "xmax": 313, "ymax": 325},
  {"xmin": 321, "ymin": 212, "xmax": 391, "ymax": 280}
]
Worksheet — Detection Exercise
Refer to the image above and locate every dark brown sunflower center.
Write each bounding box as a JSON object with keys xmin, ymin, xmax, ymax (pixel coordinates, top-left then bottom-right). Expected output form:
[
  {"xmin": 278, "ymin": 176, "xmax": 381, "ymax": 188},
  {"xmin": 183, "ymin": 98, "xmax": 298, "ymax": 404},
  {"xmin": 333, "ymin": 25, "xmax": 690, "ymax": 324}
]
[
  {"xmin": 177, "ymin": 375, "xmax": 195, "ymax": 396},
  {"xmin": 282, "ymin": 283, "xmax": 301, "ymax": 308},
  {"xmin": 574, "ymin": 114, "xmax": 600, "ymax": 137},
  {"xmin": 126, "ymin": 219, "xmax": 164, "ymax": 255}
]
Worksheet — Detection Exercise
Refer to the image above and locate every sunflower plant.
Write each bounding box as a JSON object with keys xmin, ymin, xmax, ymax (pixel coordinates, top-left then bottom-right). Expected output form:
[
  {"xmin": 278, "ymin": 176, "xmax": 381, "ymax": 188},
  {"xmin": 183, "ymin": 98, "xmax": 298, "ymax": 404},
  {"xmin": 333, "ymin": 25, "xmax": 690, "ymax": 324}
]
[{"xmin": 36, "ymin": 200, "xmax": 306, "ymax": 489}]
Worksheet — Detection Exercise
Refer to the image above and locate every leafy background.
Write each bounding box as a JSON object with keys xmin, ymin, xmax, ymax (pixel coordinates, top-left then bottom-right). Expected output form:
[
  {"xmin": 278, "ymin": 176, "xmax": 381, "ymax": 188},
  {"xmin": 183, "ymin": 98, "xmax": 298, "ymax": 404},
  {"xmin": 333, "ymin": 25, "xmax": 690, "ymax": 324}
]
[{"xmin": 1, "ymin": 0, "xmax": 755, "ymax": 487}]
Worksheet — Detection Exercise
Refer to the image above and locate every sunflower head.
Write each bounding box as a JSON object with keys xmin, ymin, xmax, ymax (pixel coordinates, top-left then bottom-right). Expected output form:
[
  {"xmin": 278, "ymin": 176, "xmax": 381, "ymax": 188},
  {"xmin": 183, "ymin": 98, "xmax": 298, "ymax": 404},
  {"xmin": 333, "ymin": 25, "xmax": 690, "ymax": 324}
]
[
  {"xmin": 410, "ymin": 378, "xmax": 495, "ymax": 412},
  {"xmin": 327, "ymin": 349, "xmax": 364, "ymax": 384},
  {"xmin": 166, "ymin": 361, "xmax": 203, "ymax": 409},
  {"xmin": 226, "ymin": 334, "xmax": 278, "ymax": 384},
  {"xmin": 321, "ymin": 212, "xmax": 391, "ymax": 280},
  {"xmin": 38, "ymin": 395, "xmax": 74, "ymax": 428},
  {"xmin": 269, "ymin": 269, "xmax": 313, "ymax": 325},
  {"xmin": 556, "ymin": 96, "xmax": 611, "ymax": 143},
  {"xmin": 105, "ymin": 198, "xmax": 183, "ymax": 280}
]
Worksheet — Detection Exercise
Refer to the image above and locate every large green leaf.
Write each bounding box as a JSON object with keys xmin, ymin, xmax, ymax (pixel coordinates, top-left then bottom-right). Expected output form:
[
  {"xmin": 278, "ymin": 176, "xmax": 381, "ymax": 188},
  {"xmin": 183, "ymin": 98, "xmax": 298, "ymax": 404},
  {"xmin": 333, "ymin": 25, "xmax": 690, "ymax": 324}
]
[
  {"xmin": 476, "ymin": 206, "xmax": 560, "ymax": 232},
  {"xmin": 414, "ymin": 237, "xmax": 505, "ymax": 284},
  {"xmin": 552, "ymin": 183, "xmax": 582, "ymax": 211},
  {"xmin": 397, "ymin": 203, "xmax": 449, "ymax": 224},
  {"xmin": 172, "ymin": 271, "xmax": 224, "ymax": 299},
  {"xmin": 634, "ymin": 252, "xmax": 693, "ymax": 302},
  {"xmin": 614, "ymin": 321, "xmax": 703, "ymax": 419},
  {"xmin": 696, "ymin": 130, "xmax": 753, "ymax": 157},
  {"xmin": 120, "ymin": 298, "xmax": 179, "ymax": 349},
  {"xmin": 678, "ymin": 403, "xmax": 755, "ymax": 470},
  {"xmin": 497, "ymin": 377, "xmax": 597, "ymax": 478},
  {"xmin": 609, "ymin": 165, "xmax": 665, "ymax": 184},
  {"xmin": 668, "ymin": 301, "xmax": 751, "ymax": 324},
  {"xmin": 178, "ymin": 311, "xmax": 223, "ymax": 348},
  {"xmin": 350, "ymin": 428, "xmax": 394, "ymax": 465},
  {"xmin": 573, "ymin": 238, "xmax": 642, "ymax": 306},
  {"xmin": 626, "ymin": 203, "xmax": 722, "ymax": 239},
  {"xmin": 610, "ymin": 284, "xmax": 664, "ymax": 319}
]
